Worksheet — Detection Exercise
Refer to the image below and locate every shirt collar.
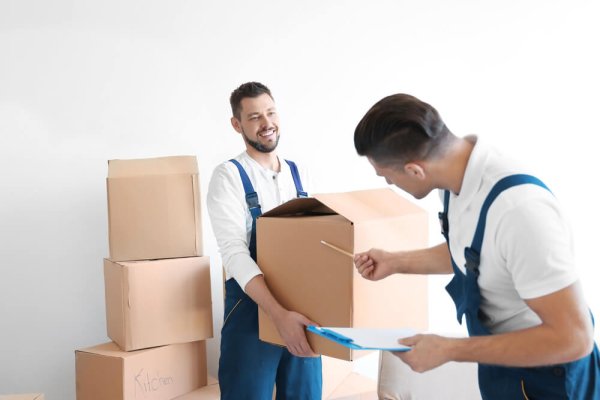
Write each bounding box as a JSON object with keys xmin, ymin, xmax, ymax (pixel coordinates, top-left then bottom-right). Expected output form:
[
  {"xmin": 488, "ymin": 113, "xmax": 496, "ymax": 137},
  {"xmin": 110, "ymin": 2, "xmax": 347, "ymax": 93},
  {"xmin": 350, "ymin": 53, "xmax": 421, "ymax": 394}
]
[
  {"xmin": 452, "ymin": 135, "xmax": 487, "ymax": 209},
  {"xmin": 240, "ymin": 151, "xmax": 282, "ymax": 176}
]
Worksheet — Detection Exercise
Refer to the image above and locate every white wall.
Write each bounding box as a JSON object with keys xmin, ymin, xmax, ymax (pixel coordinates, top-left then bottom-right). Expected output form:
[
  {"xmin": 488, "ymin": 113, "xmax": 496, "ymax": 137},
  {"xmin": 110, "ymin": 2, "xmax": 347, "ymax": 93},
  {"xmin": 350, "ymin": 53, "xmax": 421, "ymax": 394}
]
[{"xmin": 1, "ymin": 1, "xmax": 599, "ymax": 398}]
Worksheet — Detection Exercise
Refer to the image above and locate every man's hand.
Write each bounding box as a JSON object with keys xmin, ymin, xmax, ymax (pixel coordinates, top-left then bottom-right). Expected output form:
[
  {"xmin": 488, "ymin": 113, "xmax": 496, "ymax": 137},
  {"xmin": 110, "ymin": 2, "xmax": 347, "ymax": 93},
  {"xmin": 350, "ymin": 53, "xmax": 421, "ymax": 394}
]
[
  {"xmin": 354, "ymin": 248, "xmax": 396, "ymax": 281},
  {"xmin": 244, "ymin": 275, "xmax": 319, "ymax": 357},
  {"xmin": 272, "ymin": 310, "xmax": 319, "ymax": 357},
  {"xmin": 394, "ymin": 334, "xmax": 452, "ymax": 373}
]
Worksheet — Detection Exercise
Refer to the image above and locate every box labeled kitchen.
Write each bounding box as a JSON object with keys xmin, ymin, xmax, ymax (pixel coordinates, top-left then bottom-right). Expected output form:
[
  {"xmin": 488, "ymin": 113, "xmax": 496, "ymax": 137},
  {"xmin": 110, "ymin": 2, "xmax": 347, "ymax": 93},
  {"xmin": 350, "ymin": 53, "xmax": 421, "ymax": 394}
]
[{"xmin": 75, "ymin": 341, "xmax": 207, "ymax": 400}]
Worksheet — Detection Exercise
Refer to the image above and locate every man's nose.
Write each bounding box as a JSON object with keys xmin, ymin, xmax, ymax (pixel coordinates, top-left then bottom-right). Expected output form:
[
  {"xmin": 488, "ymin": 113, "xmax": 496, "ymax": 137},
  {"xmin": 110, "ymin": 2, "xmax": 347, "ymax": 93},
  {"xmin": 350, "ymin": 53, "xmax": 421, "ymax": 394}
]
[{"xmin": 261, "ymin": 115, "xmax": 273, "ymax": 127}]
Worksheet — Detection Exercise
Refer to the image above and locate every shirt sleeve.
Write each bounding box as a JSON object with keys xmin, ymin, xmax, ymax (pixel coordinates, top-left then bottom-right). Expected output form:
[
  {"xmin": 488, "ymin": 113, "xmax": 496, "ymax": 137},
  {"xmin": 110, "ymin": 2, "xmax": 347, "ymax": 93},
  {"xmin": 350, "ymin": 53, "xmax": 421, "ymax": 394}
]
[
  {"xmin": 496, "ymin": 196, "xmax": 578, "ymax": 300},
  {"xmin": 206, "ymin": 162, "xmax": 263, "ymax": 291}
]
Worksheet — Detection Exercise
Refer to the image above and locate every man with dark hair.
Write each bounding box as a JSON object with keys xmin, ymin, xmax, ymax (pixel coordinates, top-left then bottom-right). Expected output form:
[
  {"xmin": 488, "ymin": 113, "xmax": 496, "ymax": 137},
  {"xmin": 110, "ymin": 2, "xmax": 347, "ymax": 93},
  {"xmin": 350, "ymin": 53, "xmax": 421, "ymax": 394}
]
[
  {"xmin": 353, "ymin": 93, "xmax": 600, "ymax": 399},
  {"xmin": 207, "ymin": 82, "xmax": 322, "ymax": 399}
]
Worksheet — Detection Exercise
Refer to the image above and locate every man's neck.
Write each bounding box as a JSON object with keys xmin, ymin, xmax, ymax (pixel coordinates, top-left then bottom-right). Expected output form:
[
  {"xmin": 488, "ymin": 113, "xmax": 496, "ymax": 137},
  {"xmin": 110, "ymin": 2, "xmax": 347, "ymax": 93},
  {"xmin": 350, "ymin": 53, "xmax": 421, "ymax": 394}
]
[
  {"xmin": 438, "ymin": 136, "xmax": 475, "ymax": 195},
  {"xmin": 246, "ymin": 148, "xmax": 280, "ymax": 172}
]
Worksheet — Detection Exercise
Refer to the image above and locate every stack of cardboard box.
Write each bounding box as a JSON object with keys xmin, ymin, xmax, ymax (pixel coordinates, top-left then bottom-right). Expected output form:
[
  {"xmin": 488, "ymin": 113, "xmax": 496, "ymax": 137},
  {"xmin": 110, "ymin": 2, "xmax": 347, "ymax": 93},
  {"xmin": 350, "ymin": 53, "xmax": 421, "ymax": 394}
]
[{"xmin": 75, "ymin": 156, "xmax": 214, "ymax": 400}]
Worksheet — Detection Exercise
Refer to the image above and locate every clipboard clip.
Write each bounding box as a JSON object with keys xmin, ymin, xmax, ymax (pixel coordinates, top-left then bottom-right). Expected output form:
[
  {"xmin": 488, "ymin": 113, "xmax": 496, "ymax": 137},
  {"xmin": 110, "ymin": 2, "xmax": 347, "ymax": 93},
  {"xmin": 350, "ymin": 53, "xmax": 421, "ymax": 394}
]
[{"xmin": 307, "ymin": 326, "xmax": 353, "ymax": 343}]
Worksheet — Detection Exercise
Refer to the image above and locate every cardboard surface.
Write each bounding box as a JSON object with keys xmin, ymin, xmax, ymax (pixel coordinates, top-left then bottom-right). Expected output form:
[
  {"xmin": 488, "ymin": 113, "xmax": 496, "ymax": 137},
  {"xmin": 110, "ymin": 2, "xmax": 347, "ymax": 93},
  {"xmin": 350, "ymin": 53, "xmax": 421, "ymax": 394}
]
[
  {"xmin": 321, "ymin": 356, "xmax": 354, "ymax": 398},
  {"xmin": 107, "ymin": 155, "xmax": 202, "ymax": 261},
  {"xmin": 104, "ymin": 256, "xmax": 213, "ymax": 351},
  {"xmin": 172, "ymin": 376, "xmax": 219, "ymax": 400},
  {"xmin": 0, "ymin": 395, "xmax": 44, "ymax": 400},
  {"xmin": 75, "ymin": 341, "xmax": 207, "ymax": 400},
  {"xmin": 327, "ymin": 372, "xmax": 378, "ymax": 399},
  {"xmin": 257, "ymin": 188, "xmax": 429, "ymax": 360}
]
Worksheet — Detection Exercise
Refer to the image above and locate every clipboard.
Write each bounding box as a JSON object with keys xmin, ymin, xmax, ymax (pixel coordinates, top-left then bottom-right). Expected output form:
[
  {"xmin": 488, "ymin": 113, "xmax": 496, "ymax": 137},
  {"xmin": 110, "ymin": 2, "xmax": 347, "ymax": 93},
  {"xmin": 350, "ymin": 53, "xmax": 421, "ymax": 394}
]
[{"xmin": 307, "ymin": 326, "xmax": 415, "ymax": 351}]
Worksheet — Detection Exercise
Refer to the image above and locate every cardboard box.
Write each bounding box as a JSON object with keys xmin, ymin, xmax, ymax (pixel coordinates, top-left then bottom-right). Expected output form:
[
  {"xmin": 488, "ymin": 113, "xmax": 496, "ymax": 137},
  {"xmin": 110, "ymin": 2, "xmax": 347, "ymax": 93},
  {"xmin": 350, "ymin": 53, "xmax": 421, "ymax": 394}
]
[
  {"xmin": 173, "ymin": 376, "xmax": 219, "ymax": 400},
  {"xmin": 257, "ymin": 188, "xmax": 428, "ymax": 360},
  {"xmin": 75, "ymin": 341, "xmax": 207, "ymax": 400},
  {"xmin": 107, "ymin": 155, "xmax": 202, "ymax": 261},
  {"xmin": 0, "ymin": 395, "xmax": 44, "ymax": 400},
  {"xmin": 327, "ymin": 373, "xmax": 378, "ymax": 400},
  {"xmin": 322, "ymin": 356, "xmax": 354, "ymax": 398},
  {"xmin": 104, "ymin": 256, "xmax": 213, "ymax": 351}
]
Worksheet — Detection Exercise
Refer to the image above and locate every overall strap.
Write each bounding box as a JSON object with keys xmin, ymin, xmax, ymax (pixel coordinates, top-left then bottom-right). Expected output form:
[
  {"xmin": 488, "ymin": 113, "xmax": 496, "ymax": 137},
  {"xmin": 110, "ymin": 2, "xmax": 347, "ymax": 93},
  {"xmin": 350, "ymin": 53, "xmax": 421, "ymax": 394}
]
[
  {"xmin": 229, "ymin": 159, "xmax": 262, "ymax": 261},
  {"xmin": 439, "ymin": 189, "xmax": 461, "ymax": 275},
  {"xmin": 443, "ymin": 174, "xmax": 552, "ymax": 334},
  {"xmin": 229, "ymin": 159, "xmax": 262, "ymax": 219},
  {"xmin": 464, "ymin": 174, "xmax": 551, "ymax": 272},
  {"xmin": 229, "ymin": 158, "xmax": 308, "ymax": 260},
  {"xmin": 439, "ymin": 190, "xmax": 450, "ymax": 242},
  {"xmin": 285, "ymin": 159, "xmax": 308, "ymax": 198}
]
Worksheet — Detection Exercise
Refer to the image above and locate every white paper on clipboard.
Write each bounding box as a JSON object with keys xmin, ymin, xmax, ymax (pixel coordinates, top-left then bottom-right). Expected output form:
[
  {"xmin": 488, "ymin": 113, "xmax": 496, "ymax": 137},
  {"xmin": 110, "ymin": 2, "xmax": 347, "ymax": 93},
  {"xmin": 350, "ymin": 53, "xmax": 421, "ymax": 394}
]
[{"xmin": 307, "ymin": 326, "xmax": 417, "ymax": 351}]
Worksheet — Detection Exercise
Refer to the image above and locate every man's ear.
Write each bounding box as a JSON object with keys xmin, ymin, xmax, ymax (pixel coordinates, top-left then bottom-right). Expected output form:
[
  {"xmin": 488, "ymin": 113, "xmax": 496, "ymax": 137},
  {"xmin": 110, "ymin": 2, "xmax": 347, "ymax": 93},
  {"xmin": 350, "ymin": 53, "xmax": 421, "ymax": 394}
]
[
  {"xmin": 231, "ymin": 116, "xmax": 242, "ymax": 133},
  {"xmin": 404, "ymin": 162, "xmax": 426, "ymax": 180}
]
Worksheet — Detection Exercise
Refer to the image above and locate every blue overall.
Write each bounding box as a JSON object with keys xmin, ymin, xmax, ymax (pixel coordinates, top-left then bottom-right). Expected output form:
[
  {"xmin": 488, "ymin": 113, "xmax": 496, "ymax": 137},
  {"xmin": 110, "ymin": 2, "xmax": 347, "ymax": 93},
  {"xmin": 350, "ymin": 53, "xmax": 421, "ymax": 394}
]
[
  {"xmin": 441, "ymin": 174, "xmax": 600, "ymax": 399},
  {"xmin": 218, "ymin": 159, "xmax": 322, "ymax": 400}
]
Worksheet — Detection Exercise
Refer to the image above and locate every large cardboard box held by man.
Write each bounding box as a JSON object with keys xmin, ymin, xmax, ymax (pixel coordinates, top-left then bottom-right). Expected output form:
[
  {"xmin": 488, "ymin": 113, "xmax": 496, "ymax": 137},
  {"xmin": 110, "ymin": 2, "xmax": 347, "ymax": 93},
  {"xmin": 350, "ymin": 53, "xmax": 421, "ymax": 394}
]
[
  {"xmin": 75, "ymin": 341, "xmax": 207, "ymax": 400},
  {"xmin": 104, "ymin": 256, "xmax": 213, "ymax": 351},
  {"xmin": 257, "ymin": 188, "xmax": 428, "ymax": 360},
  {"xmin": 107, "ymin": 155, "xmax": 202, "ymax": 261}
]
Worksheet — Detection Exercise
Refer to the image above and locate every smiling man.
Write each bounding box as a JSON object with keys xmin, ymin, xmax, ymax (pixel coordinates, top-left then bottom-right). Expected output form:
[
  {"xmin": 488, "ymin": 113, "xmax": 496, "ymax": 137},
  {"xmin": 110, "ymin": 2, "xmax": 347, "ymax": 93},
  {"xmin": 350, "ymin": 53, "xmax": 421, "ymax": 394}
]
[{"xmin": 207, "ymin": 82, "xmax": 322, "ymax": 399}]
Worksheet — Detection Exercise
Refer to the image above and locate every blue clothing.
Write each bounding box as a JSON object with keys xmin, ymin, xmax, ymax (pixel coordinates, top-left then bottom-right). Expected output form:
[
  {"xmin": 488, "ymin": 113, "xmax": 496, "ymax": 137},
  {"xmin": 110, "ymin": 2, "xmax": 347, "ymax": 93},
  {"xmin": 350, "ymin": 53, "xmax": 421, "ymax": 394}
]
[
  {"xmin": 218, "ymin": 159, "xmax": 321, "ymax": 400},
  {"xmin": 441, "ymin": 174, "xmax": 600, "ymax": 399}
]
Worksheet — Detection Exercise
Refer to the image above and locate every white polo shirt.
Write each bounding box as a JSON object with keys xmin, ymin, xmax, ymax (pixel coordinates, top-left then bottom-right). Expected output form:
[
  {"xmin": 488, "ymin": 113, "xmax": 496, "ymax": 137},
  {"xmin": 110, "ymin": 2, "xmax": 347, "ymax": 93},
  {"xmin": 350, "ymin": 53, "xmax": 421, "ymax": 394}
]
[
  {"xmin": 207, "ymin": 151, "xmax": 309, "ymax": 291},
  {"xmin": 444, "ymin": 136, "xmax": 578, "ymax": 334}
]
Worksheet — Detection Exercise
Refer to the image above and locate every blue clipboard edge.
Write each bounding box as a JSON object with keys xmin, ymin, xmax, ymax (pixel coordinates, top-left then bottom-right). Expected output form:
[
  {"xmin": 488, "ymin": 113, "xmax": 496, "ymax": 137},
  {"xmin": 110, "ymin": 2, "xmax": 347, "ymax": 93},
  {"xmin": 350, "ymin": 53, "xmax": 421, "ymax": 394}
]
[{"xmin": 307, "ymin": 326, "xmax": 411, "ymax": 352}]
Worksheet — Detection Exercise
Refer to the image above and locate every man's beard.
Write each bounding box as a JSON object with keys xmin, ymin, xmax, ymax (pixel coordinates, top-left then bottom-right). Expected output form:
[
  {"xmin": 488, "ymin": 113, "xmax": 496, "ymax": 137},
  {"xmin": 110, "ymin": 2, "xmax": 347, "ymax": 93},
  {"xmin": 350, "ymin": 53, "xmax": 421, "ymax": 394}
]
[{"xmin": 242, "ymin": 129, "xmax": 280, "ymax": 153}]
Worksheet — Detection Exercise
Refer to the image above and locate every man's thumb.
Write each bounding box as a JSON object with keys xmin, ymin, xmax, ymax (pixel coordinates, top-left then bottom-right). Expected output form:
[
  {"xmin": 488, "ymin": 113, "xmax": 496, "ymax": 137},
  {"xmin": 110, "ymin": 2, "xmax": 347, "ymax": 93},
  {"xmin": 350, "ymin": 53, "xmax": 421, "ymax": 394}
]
[{"xmin": 398, "ymin": 334, "xmax": 419, "ymax": 347}]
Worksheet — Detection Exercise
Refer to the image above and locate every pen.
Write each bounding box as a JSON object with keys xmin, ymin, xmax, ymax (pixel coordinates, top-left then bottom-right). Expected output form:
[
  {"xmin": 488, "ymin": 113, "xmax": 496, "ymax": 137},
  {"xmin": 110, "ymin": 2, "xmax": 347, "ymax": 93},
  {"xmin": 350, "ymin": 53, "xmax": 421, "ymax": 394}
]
[{"xmin": 320, "ymin": 240, "xmax": 354, "ymax": 258}]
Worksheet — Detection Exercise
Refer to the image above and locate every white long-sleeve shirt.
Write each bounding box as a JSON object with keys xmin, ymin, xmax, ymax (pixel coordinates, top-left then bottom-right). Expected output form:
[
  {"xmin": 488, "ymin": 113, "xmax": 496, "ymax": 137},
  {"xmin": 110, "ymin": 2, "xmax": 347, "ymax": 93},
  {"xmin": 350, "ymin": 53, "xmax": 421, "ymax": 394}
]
[{"xmin": 206, "ymin": 151, "xmax": 309, "ymax": 291}]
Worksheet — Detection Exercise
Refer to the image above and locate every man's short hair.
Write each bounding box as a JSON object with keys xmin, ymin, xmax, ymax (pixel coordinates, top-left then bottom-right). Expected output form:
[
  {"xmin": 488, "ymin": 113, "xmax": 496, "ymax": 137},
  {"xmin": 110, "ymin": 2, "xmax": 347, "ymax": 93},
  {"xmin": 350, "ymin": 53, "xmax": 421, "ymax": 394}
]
[
  {"xmin": 354, "ymin": 93, "xmax": 450, "ymax": 166},
  {"xmin": 230, "ymin": 82, "xmax": 273, "ymax": 119}
]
